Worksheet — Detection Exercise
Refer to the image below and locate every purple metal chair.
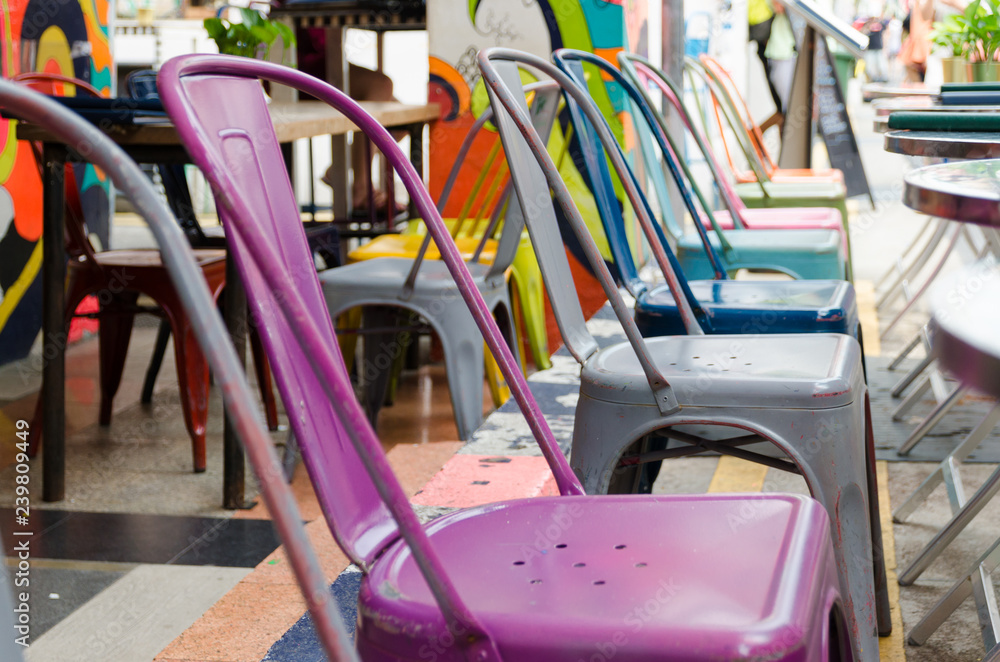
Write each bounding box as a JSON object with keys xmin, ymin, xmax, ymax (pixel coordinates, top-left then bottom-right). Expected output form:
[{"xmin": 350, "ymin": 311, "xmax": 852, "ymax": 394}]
[{"xmin": 156, "ymin": 54, "xmax": 849, "ymax": 661}]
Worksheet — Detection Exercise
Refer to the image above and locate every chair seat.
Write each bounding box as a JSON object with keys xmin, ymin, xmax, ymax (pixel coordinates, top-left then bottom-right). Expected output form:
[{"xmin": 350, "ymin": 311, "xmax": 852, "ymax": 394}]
[
  {"xmin": 78, "ymin": 248, "xmax": 226, "ymax": 270},
  {"xmin": 702, "ymin": 207, "xmax": 844, "ymax": 231},
  {"xmin": 581, "ymin": 332, "xmax": 862, "ymax": 408},
  {"xmin": 358, "ymin": 494, "xmax": 836, "ymax": 662},
  {"xmin": 634, "ymin": 279, "xmax": 858, "ymax": 338},
  {"xmin": 677, "ymin": 228, "xmax": 846, "ymax": 280},
  {"xmin": 736, "ymin": 167, "xmax": 846, "ymax": 186},
  {"xmin": 319, "ymin": 257, "xmax": 496, "ymax": 298},
  {"xmin": 736, "ymin": 180, "xmax": 847, "ymax": 204},
  {"xmin": 348, "ymin": 234, "xmax": 498, "ymax": 264},
  {"xmin": 769, "ymin": 167, "xmax": 845, "ymax": 184}
]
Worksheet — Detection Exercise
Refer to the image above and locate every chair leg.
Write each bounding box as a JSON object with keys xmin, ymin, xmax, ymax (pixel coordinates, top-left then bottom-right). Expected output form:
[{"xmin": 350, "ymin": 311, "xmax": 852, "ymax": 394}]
[
  {"xmin": 511, "ymin": 249, "xmax": 551, "ymax": 370},
  {"xmin": 98, "ymin": 292, "xmax": 140, "ymax": 426},
  {"xmin": 170, "ymin": 318, "xmax": 210, "ymax": 473},
  {"xmin": 801, "ymin": 432, "xmax": 880, "ymax": 662},
  {"xmin": 248, "ymin": 322, "xmax": 280, "ymax": 431},
  {"xmin": 360, "ymin": 306, "xmax": 399, "ymax": 429},
  {"xmin": 438, "ymin": 302, "xmax": 486, "ymax": 440},
  {"xmin": 864, "ymin": 393, "xmax": 893, "ymax": 636},
  {"xmin": 141, "ymin": 320, "xmax": 172, "ymax": 404}
]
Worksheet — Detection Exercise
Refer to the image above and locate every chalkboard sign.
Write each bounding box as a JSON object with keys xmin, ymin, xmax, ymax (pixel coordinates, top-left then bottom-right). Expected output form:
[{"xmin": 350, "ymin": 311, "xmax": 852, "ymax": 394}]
[{"xmin": 815, "ymin": 38, "xmax": 872, "ymax": 202}]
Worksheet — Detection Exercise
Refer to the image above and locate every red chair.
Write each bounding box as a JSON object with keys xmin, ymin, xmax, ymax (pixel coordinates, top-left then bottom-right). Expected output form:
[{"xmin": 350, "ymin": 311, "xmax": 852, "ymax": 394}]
[{"xmin": 16, "ymin": 71, "xmax": 229, "ymax": 472}]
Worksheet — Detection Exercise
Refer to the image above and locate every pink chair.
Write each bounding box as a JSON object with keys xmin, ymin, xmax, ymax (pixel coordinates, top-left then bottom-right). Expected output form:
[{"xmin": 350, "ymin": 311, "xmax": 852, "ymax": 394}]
[{"xmin": 155, "ymin": 54, "xmax": 851, "ymax": 661}]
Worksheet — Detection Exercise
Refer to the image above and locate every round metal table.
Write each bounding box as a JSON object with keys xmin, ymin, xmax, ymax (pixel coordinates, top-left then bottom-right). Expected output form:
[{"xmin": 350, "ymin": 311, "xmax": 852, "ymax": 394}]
[
  {"xmin": 931, "ymin": 263, "xmax": 1000, "ymax": 398},
  {"xmin": 885, "ymin": 130, "xmax": 1000, "ymax": 159},
  {"xmin": 863, "ymin": 82, "xmax": 938, "ymax": 101},
  {"xmin": 903, "ymin": 158, "xmax": 1000, "ymax": 226}
]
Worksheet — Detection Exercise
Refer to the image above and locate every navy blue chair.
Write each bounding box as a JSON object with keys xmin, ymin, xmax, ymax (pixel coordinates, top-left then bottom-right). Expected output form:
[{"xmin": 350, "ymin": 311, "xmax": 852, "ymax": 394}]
[{"xmin": 551, "ymin": 49, "xmax": 862, "ymax": 349}]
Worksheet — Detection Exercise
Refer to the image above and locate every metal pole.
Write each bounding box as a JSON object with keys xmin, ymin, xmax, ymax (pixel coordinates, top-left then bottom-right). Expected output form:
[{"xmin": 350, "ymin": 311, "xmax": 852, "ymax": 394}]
[{"xmin": 662, "ymin": 0, "xmax": 685, "ymax": 233}]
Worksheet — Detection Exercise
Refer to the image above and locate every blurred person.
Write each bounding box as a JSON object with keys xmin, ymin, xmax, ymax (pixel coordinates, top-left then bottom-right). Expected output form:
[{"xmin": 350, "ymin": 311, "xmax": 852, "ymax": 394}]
[
  {"xmin": 886, "ymin": 16, "xmax": 903, "ymax": 81},
  {"xmin": 748, "ymin": 0, "xmax": 785, "ymax": 128},
  {"xmin": 863, "ymin": 17, "xmax": 888, "ymax": 82},
  {"xmin": 900, "ymin": 0, "xmax": 967, "ymax": 82}
]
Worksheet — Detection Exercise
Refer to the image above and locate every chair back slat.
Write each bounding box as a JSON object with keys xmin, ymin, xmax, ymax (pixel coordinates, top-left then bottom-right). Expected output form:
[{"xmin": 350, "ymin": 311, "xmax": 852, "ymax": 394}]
[
  {"xmin": 167, "ymin": 71, "xmax": 399, "ymax": 568},
  {"xmin": 619, "ymin": 54, "xmax": 751, "ymax": 226},
  {"xmin": 555, "ymin": 52, "xmax": 736, "ymax": 272},
  {"xmin": 487, "ymin": 60, "xmax": 600, "ymax": 364},
  {"xmin": 556, "ymin": 58, "xmax": 645, "ymax": 297},
  {"xmin": 553, "ymin": 51, "xmax": 727, "ymax": 296},
  {"xmin": 482, "ymin": 49, "xmax": 686, "ymax": 413},
  {"xmin": 684, "ymin": 56, "xmax": 772, "ymax": 188}
]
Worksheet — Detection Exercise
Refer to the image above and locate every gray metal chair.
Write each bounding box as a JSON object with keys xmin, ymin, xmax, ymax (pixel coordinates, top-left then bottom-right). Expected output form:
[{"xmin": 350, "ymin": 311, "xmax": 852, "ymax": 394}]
[
  {"xmin": 319, "ymin": 84, "xmax": 559, "ymax": 439},
  {"xmin": 480, "ymin": 47, "xmax": 888, "ymax": 662}
]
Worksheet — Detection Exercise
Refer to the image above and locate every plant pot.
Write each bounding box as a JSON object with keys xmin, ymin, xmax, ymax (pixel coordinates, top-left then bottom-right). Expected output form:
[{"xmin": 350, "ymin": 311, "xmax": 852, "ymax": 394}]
[
  {"xmin": 137, "ymin": 7, "xmax": 154, "ymax": 27},
  {"xmin": 942, "ymin": 57, "xmax": 969, "ymax": 83},
  {"xmin": 969, "ymin": 61, "xmax": 1000, "ymax": 82}
]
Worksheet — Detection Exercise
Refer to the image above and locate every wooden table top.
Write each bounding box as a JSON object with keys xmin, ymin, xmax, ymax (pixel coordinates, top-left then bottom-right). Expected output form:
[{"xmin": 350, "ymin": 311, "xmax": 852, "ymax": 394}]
[{"xmin": 17, "ymin": 100, "xmax": 440, "ymax": 146}]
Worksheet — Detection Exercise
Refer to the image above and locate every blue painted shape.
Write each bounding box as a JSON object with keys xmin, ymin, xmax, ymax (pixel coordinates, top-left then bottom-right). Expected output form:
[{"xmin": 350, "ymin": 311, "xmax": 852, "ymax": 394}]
[
  {"xmin": 261, "ymin": 567, "xmax": 362, "ymax": 662},
  {"xmin": 580, "ymin": 0, "xmax": 624, "ymax": 48}
]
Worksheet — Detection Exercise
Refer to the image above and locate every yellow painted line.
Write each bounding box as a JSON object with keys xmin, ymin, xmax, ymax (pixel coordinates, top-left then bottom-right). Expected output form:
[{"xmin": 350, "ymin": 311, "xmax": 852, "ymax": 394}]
[
  {"xmin": 856, "ymin": 279, "xmax": 881, "ymax": 358},
  {"xmin": 706, "ymin": 455, "xmax": 768, "ymax": 493},
  {"xmin": 0, "ymin": 240, "xmax": 43, "ymax": 331},
  {"xmin": 706, "ymin": 458, "xmax": 906, "ymax": 659},
  {"xmin": 877, "ymin": 459, "xmax": 907, "ymax": 662}
]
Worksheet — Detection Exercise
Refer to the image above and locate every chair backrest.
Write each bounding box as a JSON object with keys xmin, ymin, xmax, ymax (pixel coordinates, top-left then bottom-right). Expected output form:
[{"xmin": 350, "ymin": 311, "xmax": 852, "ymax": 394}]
[
  {"xmin": 684, "ymin": 56, "xmax": 773, "ymax": 189},
  {"xmin": 481, "ymin": 47, "xmax": 696, "ymax": 413},
  {"xmin": 405, "ymin": 82, "xmax": 560, "ymax": 292},
  {"xmin": 0, "ymin": 77, "xmax": 357, "ymax": 661},
  {"xmin": 618, "ymin": 53, "xmax": 752, "ymax": 226},
  {"xmin": 12, "ymin": 72, "xmax": 105, "ymax": 266},
  {"xmin": 159, "ymin": 54, "xmax": 582, "ymax": 660},
  {"xmin": 11, "ymin": 71, "xmax": 103, "ymax": 98},
  {"xmin": 553, "ymin": 49, "xmax": 730, "ymax": 285},
  {"xmin": 700, "ymin": 54, "xmax": 778, "ymax": 172}
]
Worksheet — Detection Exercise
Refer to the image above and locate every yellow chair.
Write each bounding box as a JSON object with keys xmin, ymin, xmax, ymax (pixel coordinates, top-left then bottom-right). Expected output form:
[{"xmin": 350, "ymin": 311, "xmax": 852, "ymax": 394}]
[{"xmin": 346, "ymin": 112, "xmax": 551, "ymax": 373}]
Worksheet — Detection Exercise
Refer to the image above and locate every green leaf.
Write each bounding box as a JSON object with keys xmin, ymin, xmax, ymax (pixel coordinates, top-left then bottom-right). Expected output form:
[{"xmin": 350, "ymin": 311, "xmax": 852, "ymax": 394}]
[
  {"xmin": 240, "ymin": 7, "xmax": 266, "ymax": 27},
  {"xmin": 249, "ymin": 24, "xmax": 277, "ymax": 45},
  {"xmin": 274, "ymin": 21, "xmax": 296, "ymax": 48},
  {"xmin": 204, "ymin": 17, "xmax": 226, "ymax": 42}
]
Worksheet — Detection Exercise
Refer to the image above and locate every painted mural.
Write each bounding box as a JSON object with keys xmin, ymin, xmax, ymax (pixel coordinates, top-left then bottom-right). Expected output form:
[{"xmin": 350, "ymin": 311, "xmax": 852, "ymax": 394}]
[
  {"xmin": 428, "ymin": 0, "xmax": 648, "ymax": 255},
  {"xmin": 0, "ymin": 0, "xmax": 112, "ymax": 365}
]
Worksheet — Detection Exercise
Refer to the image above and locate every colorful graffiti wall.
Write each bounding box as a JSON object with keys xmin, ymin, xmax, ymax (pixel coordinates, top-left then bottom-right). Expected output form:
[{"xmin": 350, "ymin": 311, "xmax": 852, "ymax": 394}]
[
  {"xmin": 0, "ymin": 0, "xmax": 112, "ymax": 365},
  {"xmin": 428, "ymin": 0, "xmax": 648, "ymax": 225}
]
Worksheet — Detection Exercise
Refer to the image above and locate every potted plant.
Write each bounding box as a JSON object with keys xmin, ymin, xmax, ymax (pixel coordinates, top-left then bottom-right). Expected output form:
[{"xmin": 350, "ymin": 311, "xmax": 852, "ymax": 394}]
[
  {"xmin": 931, "ymin": 14, "xmax": 969, "ymax": 82},
  {"xmin": 961, "ymin": 0, "xmax": 1000, "ymax": 82},
  {"xmin": 204, "ymin": 6, "xmax": 295, "ymax": 61}
]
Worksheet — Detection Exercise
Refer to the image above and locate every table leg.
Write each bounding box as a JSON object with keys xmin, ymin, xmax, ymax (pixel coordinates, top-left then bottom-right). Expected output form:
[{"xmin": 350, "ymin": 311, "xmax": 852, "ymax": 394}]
[
  {"xmin": 325, "ymin": 26, "xmax": 350, "ymax": 223},
  {"xmin": 223, "ymin": 256, "xmax": 252, "ymax": 509},
  {"xmin": 407, "ymin": 122, "xmax": 423, "ymax": 219},
  {"xmin": 42, "ymin": 147, "xmax": 66, "ymax": 502}
]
